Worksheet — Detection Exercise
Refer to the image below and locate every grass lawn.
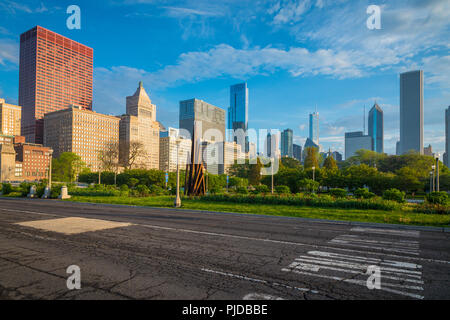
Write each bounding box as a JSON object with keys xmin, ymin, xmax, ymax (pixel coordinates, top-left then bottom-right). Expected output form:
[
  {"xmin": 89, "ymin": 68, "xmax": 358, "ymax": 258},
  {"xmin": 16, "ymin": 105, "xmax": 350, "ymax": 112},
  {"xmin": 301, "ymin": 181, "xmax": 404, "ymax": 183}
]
[{"xmin": 67, "ymin": 195, "xmax": 450, "ymax": 228}]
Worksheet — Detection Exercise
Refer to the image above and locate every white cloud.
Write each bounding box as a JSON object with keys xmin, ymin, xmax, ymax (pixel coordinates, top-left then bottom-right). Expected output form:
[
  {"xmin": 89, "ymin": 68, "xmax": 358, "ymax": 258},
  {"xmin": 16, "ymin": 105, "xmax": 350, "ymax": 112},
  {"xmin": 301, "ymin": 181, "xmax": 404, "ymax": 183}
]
[
  {"xmin": 0, "ymin": 39, "xmax": 19, "ymax": 66},
  {"xmin": 271, "ymin": 0, "xmax": 312, "ymax": 25}
]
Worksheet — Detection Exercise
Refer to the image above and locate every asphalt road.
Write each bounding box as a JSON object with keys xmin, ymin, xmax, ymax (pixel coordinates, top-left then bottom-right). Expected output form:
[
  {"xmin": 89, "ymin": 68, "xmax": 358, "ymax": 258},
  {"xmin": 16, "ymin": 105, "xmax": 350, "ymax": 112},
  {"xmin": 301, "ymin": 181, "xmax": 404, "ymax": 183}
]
[{"xmin": 0, "ymin": 197, "xmax": 449, "ymax": 300}]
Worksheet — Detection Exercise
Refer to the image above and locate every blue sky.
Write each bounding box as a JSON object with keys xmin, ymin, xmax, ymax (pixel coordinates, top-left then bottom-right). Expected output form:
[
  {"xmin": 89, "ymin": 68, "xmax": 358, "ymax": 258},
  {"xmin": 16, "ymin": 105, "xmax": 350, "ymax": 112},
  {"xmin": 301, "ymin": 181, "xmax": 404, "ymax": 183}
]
[{"xmin": 0, "ymin": 0, "xmax": 449, "ymax": 157}]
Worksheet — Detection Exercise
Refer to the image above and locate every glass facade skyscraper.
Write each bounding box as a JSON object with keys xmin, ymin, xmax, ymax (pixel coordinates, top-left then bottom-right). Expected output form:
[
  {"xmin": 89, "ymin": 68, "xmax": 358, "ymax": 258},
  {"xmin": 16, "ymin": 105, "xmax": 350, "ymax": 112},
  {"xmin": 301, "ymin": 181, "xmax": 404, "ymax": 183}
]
[
  {"xmin": 228, "ymin": 83, "xmax": 248, "ymax": 152},
  {"xmin": 281, "ymin": 129, "xmax": 293, "ymax": 158},
  {"xmin": 309, "ymin": 112, "xmax": 319, "ymax": 145},
  {"xmin": 399, "ymin": 70, "xmax": 423, "ymax": 155},
  {"xmin": 368, "ymin": 103, "xmax": 384, "ymax": 153}
]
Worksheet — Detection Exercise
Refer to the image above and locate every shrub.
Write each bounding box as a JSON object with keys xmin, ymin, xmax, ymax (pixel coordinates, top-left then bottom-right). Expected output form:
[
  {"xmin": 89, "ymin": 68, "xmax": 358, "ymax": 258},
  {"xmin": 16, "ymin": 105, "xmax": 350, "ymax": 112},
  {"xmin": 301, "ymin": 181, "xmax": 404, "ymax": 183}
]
[
  {"xmin": 149, "ymin": 185, "xmax": 165, "ymax": 195},
  {"xmin": 275, "ymin": 185, "xmax": 291, "ymax": 194},
  {"xmin": 252, "ymin": 185, "xmax": 270, "ymax": 195},
  {"xmin": 383, "ymin": 188, "xmax": 405, "ymax": 203},
  {"xmin": 19, "ymin": 182, "xmax": 33, "ymax": 197},
  {"xmin": 135, "ymin": 185, "xmax": 150, "ymax": 197},
  {"xmin": 426, "ymin": 192, "xmax": 449, "ymax": 205},
  {"xmin": 330, "ymin": 188, "xmax": 347, "ymax": 198},
  {"xmin": 209, "ymin": 185, "xmax": 223, "ymax": 195},
  {"xmin": 1, "ymin": 183, "xmax": 12, "ymax": 195},
  {"xmin": 236, "ymin": 187, "xmax": 249, "ymax": 195},
  {"xmin": 354, "ymin": 188, "xmax": 376, "ymax": 199},
  {"xmin": 196, "ymin": 194, "xmax": 401, "ymax": 211},
  {"xmin": 415, "ymin": 203, "xmax": 450, "ymax": 215}
]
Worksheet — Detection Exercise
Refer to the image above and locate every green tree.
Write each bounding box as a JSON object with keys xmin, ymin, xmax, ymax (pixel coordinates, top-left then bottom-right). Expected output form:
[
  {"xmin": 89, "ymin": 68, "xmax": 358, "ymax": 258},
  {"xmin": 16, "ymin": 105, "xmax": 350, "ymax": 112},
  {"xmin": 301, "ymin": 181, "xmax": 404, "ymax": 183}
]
[
  {"xmin": 52, "ymin": 152, "xmax": 86, "ymax": 182},
  {"xmin": 323, "ymin": 155, "xmax": 338, "ymax": 171},
  {"xmin": 281, "ymin": 157, "xmax": 302, "ymax": 169},
  {"xmin": 304, "ymin": 147, "xmax": 319, "ymax": 169}
]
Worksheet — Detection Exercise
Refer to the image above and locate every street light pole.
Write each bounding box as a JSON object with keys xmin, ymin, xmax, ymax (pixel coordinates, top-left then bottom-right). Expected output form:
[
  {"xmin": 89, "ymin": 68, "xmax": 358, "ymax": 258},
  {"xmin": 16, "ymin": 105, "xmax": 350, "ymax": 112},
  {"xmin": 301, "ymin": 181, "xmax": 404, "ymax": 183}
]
[
  {"xmin": 271, "ymin": 157, "xmax": 274, "ymax": 194},
  {"xmin": 430, "ymin": 171, "xmax": 433, "ymax": 193},
  {"xmin": 436, "ymin": 154, "xmax": 440, "ymax": 192},
  {"xmin": 174, "ymin": 139, "xmax": 181, "ymax": 208},
  {"xmin": 432, "ymin": 165, "xmax": 436, "ymax": 192}
]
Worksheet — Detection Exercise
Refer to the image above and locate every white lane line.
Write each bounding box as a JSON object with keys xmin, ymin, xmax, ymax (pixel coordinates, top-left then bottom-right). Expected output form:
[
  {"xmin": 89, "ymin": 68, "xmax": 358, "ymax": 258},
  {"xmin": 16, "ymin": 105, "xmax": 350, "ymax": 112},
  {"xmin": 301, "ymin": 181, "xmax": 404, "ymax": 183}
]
[
  {"xmin": 283, "ymin": 263, "xmax": 424, "ymax": 284},
  {"xmin": 3, "ymin": 207, "xmax": 450, "ymax": 265},
  {"xmin": 292, "ymin": 257, "xmax": 422, "ymax": 276},
  {"xmin": 336, "ymin": 235, "xmax": 420, "ymax": 246},
  {"xmin": 329, "ymin": 240, "xmax": 420, "ymax": 255},
  {"xmin": 0, "ymin": 208, "xmax": 58, "ymax": 217},
  {"xmin": 307, "ymin": 251, "xmax": 422, "ymax": 269},
  {"xmin": 334, "ymin": 235, "xmax": 420, "ymax": 248},
  {"xmin": 201, "ymin": 268, "xmax": 319, "ymax": 294},
  {"xmin": 351, "ymin": 227, "xmax": 420, "ymax": 238},
  {"xmin": 286, "ymin": 270, "xmax": 424, "ymax": 300}
]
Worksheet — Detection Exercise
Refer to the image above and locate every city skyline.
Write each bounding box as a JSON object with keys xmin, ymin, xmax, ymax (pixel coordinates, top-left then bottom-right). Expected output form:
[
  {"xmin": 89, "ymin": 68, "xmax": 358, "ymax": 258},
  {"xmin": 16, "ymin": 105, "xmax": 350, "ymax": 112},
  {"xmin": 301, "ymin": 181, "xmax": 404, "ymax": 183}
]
[{"xmin": 0, "ymin": 1, "xmax": 448, "ymax": 158}]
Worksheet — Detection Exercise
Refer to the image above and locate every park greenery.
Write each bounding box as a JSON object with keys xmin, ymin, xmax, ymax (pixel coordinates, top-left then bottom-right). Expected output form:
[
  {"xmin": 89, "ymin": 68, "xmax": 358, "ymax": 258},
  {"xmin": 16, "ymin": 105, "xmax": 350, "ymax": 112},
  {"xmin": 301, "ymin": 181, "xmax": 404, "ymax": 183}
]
[{"xmin": 1, "ymin": 148, "xmax": 450, "ymax": 226}]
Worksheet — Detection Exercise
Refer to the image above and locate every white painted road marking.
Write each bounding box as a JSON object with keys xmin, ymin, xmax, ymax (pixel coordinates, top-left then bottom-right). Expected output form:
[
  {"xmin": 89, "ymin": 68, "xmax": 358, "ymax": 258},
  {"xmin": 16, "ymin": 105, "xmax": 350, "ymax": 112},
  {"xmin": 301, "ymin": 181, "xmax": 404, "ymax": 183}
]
[
  {"xmin": 201, "ymin": 268, "xmax": 319, "ymax": 295},
  {"xmin": 351, "ymin": 227, "xmax": 420, "ymax": 238},
  {"xmin": 282, "ymin": 229, "xmax": 426, "ymax": 299}
]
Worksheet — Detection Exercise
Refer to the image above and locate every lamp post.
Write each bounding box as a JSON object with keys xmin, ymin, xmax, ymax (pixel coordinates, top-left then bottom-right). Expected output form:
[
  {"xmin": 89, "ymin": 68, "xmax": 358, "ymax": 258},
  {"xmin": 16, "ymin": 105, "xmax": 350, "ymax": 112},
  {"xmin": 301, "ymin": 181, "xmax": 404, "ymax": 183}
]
[
  {"xmin": 174, "ymin": 139, "xmax": 181, "ymax": 208},
  {"xmin": 271, "ymin": 157, "xmax": 274, "ymax": 194},
  {"xmin": 430, "ymin": 171, "xmax": 433, "ymax": 193},
  {"xmin": 432, "ymin": 165, "xmax": 436, "ymax": 192},
  {"xmin": 312, "ymin": 166, "xmax": 316, "ymax": 182},
  {"xmin": 436, "ymin": 154, "xmax": 440, "ymax": 192}
]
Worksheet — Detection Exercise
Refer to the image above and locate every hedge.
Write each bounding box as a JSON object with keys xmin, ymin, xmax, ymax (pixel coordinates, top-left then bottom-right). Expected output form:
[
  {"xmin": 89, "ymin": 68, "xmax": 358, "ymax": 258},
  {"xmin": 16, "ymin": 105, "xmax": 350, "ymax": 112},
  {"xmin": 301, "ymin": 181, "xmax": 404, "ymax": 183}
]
[{"xmin": 194, "ymin": 194, "xmax": 402, "ymax": 211}]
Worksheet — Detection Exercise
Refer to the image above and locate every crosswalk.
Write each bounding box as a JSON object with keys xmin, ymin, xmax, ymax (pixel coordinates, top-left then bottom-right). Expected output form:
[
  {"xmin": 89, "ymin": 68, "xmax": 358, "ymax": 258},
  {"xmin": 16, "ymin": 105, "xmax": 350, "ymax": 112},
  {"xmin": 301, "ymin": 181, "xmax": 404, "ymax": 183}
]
[{"xmin": 282, "ymin": 227, "xmax": 425, "ymax": 299}]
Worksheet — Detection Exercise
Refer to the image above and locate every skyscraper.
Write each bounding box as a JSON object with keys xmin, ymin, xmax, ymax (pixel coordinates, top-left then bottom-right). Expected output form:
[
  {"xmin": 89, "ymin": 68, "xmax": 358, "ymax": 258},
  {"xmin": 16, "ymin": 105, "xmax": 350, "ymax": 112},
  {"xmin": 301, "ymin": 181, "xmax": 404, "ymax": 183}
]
[
  {"xmin": 399, "ymin": 70, "xmax": 424, "ymax": 155},
  {"xmin": 119, "ymin": 82, "xmax": 160, "ymax": 170},
  {"xmin": 179, "ymin": 98, "xmax": 226, "ymax": 174},
  {"xmin": 281, "ymin": 129, "xmax": 293, "ymax": 158},
  {"xmin": 368, "ymin": 103, "xmax": 384, "ymax": 153},
  {"xmin": 293, "ymin": 144, "xmax": 302, "ymax": 162},
  {"xmin": 44, "ymin": 105, "xmax": 119, "ymax": 171},
  {"xmin": 345, "ymin": 131, "xmax": 373, "ymax": 160},
  {"xmin": 0, "ymin": 99, "xmax": 22, "ymax": 136},
  {"xmin": 19, "ymin": 26, "xmax": 93, "ymax": 144},
  {"xmin": 445, "ymin": 106, "xmax": 450, "ymax": 167},
  {"xmin": 228, "ymin": 83, "xmax": 249, "ymax": 152},
  {"xmin": 309, "ymin": 111, "xmax": 319, "ymax": 145}
]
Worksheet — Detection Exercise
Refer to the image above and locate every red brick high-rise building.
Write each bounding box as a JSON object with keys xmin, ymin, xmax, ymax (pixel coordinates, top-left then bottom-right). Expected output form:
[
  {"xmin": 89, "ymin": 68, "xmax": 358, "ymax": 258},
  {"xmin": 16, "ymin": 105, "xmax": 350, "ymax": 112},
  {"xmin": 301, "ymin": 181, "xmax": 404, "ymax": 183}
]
[{"xmin": 19, "ymin": 26, "xmax": 93, "ymax": 144}]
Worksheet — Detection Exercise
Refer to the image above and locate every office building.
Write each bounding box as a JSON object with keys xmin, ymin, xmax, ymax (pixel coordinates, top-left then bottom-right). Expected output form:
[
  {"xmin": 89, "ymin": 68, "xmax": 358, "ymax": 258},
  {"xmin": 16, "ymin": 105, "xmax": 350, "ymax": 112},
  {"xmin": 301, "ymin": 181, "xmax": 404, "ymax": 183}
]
[
  {"xmin": 368, "ymin": 103, "xmax": 383, "ymax": 153},
  {"xmin": 180, "ymin": 98, "xmax": 226, "ymax": 143},
  {"xmin": 14, "ymin": 136, "xmax": 52, "ymax": 181},
  {"xmin": 445, "ymin": 107, "xmax": 450, "ymax": 167},
  {"xmin": 424, "ymin": 144, "xmax": 433, "ymax": 157},
  {"xmin": 180, "ymin": 99, "xmax": 225, "ymax": 172},
  {"xmin": 265, "ymin": 132, "xmax": 280, "ymax": 158},
  {"xmin": 224, "ymin": 141, "xmax": 245, "ymax": 174},
  {"xmin": 119, "ymin": 82, "xmax": 160, "ymax": 170},
  {"xmin": 0, "ymin": 135, "xmax": 16, "ymax": 181},
  {"xmin": 159, "ymin": 128, "xmax": 192, "ymax": 173},
  {"xmin": 19, "ymin": 26, "xmax": 93, "ymax": 144},
  {"xmin": 399, "ymin": 70, "xmax": 424, "ymax": 155},
  {"xmin": 0, "ymin": 99, "xmax": 22, "ymax": 136},
  {"xmin": 44, "ymin": 105, "xmax": 120, "ymax": 171},
  {"xmin": 345, "ymin": 131, "xmax": 373, "ymax": 160},
  {"xmin": 293, "ymin": 144, "xmax": 302, "ymax": 162},
  {"xmin": 281, "ymin": 129, "xmax": 293, "ymax": 158},
  {"xmin": 309, "ymin": 112, "xmax": 319, "ymax": 145},
  {"xmin": 228, "ymin": 83, "xmax": 249, "ymax": 152},
  {"xmin": 332, "ymin": 151, "xmax": 343, "ymax": 162}
]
